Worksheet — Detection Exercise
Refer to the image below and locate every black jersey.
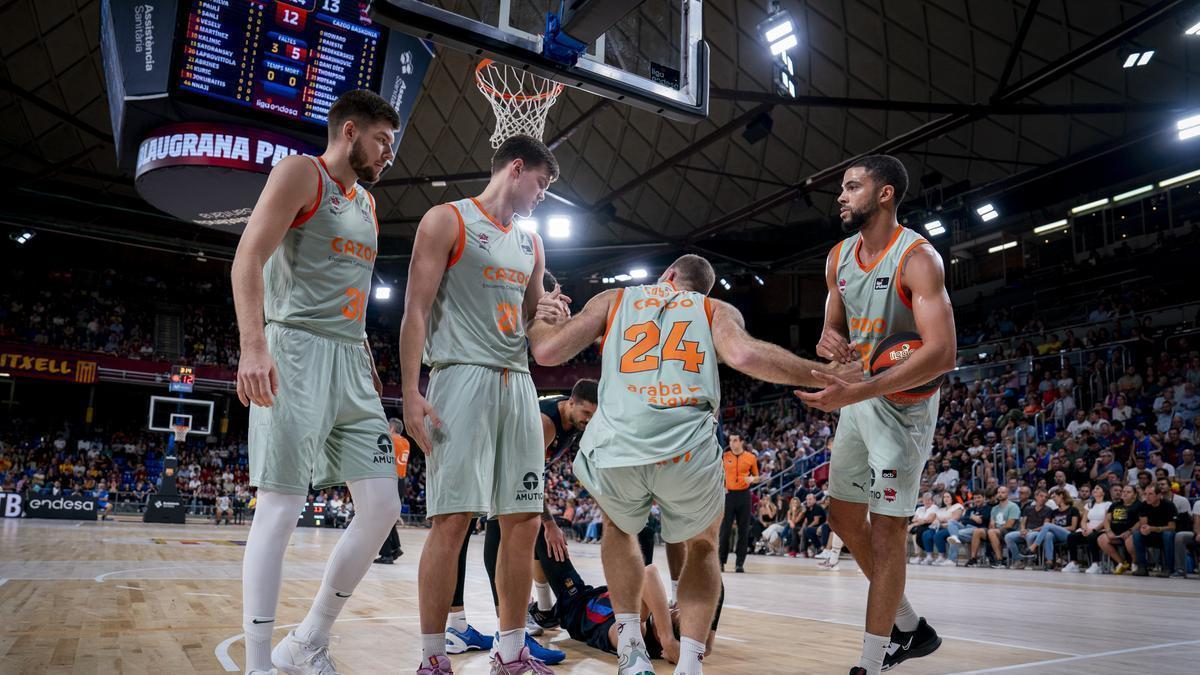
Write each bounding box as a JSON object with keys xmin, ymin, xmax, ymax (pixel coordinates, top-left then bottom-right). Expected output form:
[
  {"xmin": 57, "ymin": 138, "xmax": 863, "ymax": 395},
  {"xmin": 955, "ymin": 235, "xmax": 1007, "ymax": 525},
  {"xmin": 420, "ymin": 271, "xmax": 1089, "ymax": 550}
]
[{"xmin": 540, "ymin": 396, "xmax": 582, "ymax": 466}]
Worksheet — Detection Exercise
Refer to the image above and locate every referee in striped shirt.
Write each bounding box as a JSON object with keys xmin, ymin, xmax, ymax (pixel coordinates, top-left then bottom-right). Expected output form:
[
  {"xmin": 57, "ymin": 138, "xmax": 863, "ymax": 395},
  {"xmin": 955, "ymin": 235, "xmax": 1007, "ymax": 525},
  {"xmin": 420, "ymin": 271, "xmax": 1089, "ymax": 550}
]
[{"xmin": 718, "ymin": 433, "xmax": 759, "ymax": 573}]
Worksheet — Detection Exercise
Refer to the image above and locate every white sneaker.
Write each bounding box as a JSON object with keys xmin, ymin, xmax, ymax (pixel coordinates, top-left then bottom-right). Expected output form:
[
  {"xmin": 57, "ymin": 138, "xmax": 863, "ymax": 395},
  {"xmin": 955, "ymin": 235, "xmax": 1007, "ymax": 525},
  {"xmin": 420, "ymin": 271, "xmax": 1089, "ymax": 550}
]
[
  {"xmin": 272, "ymin": 631, "xmax": 339, "ymax": 675},
  {"xmin": 1061, "ymin": 561, "xmax": 1080, "ymax": 573},
  {"xmin": 1085, "ymin": 562, "xmax": 1102, "ymax": 575},
  {"xmin": 248, "ymin": 670, "xmax": 279, "ymax": 674},
  {"xmin": 909, "ymin": 555, "xmax": 922, "ymax": 564},
  {"xmin": 815, "ymin": 550, "xmax": 832, "ymax": 560},
  {"xmin": 818, "ymin": 558, "xmax": 840, "ymax": 570},
  {"xmin": 921, "ymin": 554, "xmax": 933, "ymax": 565},
  {"xmin": 934, "ymin": 557, "xmax": 956, "ymax": 567},
  {"xmin": 947, "ymin": 535, "xmax": 962, "ymax": 545},
  {"xmin": 617, "ymin": 638, "xmax": 655, "ymax": 675},
  {"xmin": 525, "ymin": 611, "xmax": 544, "ymax": 637}
]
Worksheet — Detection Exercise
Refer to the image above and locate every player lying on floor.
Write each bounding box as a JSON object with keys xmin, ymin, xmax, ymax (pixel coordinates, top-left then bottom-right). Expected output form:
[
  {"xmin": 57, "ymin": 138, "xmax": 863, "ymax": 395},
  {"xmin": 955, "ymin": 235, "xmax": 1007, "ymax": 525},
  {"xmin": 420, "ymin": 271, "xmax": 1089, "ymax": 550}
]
[{"xmin": 528, "ymin": 523, "xmax": 723, "ymax": 662}]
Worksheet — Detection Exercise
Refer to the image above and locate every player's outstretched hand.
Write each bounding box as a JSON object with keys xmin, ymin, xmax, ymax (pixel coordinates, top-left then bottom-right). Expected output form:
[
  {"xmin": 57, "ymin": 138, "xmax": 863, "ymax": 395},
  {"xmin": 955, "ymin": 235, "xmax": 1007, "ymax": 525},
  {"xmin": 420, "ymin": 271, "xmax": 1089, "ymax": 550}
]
[
  {"xmin": 829, "ymin": 359, "xmax": 865, "ymax": 384},
  {"xmin": 794, "ymin": 369, "xmax": 861, "ymax": 412},
  {"xmin": 403, "ymin": 391, "xmax": 442, "ymax": 455},
  {"xmin": 816, "ymin": 327, "xmax": 858, "ymax": 364},
  {"xmin": 237, "ymin": 343, "xmax": 278, "ymax": 408},
  {"xmin": 544, "ymin": 520, "xmax": 569, "ymax": 561},
  {"xmin": 535, "ymin": 286, "xmax": 572, "ymax": 325}
]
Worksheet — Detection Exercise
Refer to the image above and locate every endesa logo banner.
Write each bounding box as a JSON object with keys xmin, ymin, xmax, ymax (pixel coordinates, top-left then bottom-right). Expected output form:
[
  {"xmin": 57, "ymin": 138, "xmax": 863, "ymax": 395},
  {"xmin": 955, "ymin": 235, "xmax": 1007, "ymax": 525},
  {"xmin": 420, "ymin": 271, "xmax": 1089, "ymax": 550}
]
[{"xmin": 24, "ymin": 494, "xmax": 98, "ymax": 521}]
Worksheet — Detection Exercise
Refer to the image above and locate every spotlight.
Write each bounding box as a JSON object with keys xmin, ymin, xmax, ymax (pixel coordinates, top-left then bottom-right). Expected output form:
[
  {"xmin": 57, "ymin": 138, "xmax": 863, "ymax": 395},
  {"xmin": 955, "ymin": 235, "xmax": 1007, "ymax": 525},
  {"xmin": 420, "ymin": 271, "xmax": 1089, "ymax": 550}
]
[
  {"xmin": 976, "ymin": 204, "xmax": 998, "ymax": 222},
  {"xmin": 1112, "ymin": 185, "xmax": 1153, "ymax": 202},
  {"xmin": 516, "ymin": 217, "xmax": 538, "ymax": 232},
  {"xmin": 1178, "ymin": 113, "xmax": 1200, "ymax": 141},
  {"xmin": 754, "ymin": 275, "xmax": 765, "ymax": 286},
  {"xmin": 629, "ymin": 268, "xmax": 648, "ymax": 279},
  {"xmin": 374, "ymin": 286, "xmax": 392, "ymax": 301},
  {"xmin": 547, "ymin": 216, "xmax": 571, "ymax": 239},
  {"xmin": 9, "ymin": 231, "xmax": 33, "ymax": 245},
  {"xmin": 1070, "ymin": 198, "xmax": 1109, "ymax": 215},
  {"xmin": 1187, "ymin": 20, "xmax": 1200, "ymax": 36},
  {"xmin": 1033, "ymin": 219, "xmax": 1069, "ymax": 235},
  {"xmin": 1159, "ymin": 169, "xmax": 1200, "ymax": 188},
  {"xmin": 1123, "ymin": 50, "xmax": 1154, "ymax": 68},
  {"xmin": 924, "ymin": 220, "xmax": 946, "ymax": 236},
  {"xmin": 775, "ymin": 52, "xmax": 797, "ymax": 98},
  {"xmin": 757, "ymin": 10, "xmax": 798, "ymax": 56},
  {"xmin": 431, "ymin": 180, "xmax": 447, "ymax": 187},
  {"xmin": 614, "ymin": 273, "xmax": 632, "ymax": 282},
  {"xmin": 987, "ymin": 241, "xmax": 1017, "ymax": 254}
]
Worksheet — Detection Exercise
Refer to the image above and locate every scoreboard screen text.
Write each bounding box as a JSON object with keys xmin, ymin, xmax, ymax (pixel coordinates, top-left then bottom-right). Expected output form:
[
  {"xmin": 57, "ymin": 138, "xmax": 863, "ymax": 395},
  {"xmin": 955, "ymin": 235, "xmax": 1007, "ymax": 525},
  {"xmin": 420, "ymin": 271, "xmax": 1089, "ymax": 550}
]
[
  {"xmin": 175, "ymin": 0, "xmax": 387, "ymax": 127},
  {"xmin": 169, "ymin": 365, "xmax": 196, "ymax": 393}
]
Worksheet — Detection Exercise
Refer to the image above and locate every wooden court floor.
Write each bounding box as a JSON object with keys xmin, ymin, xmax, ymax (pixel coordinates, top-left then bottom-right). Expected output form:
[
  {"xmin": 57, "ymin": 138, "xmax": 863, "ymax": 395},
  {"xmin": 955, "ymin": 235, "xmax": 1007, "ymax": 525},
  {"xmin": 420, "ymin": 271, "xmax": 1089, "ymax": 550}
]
[{"xmin": 1, "ymin": 518, "xmax": 1198, "ymax": 674}]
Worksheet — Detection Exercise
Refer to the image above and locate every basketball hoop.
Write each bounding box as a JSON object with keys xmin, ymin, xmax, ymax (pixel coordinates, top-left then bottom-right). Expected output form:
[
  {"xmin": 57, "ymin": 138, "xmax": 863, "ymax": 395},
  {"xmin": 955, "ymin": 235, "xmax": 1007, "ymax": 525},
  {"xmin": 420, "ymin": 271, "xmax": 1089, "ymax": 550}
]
[
  {"xmin": 171, "ymin": 424, "xmax": 190, "ymax": 444},
  {"xmin": 475, "ymin": 59, "xmax": 564, "ymax": 149}
]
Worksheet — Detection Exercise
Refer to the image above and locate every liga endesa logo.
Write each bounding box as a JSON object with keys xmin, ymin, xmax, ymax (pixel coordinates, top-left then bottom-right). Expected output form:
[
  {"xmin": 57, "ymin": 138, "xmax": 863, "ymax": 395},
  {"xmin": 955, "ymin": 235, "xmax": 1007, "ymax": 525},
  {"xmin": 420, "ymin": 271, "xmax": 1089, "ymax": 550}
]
[{"xmin": 27, "ymin": 497, "xmax": 95, "ymax": 512}]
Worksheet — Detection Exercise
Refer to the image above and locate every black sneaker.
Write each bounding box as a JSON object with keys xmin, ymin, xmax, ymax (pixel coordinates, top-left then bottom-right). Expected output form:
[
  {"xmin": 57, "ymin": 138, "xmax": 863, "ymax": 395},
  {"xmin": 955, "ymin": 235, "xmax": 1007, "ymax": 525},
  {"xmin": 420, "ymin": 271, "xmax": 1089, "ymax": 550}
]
[
  {"xmin": 881, "ymin": 617, "xmax": 942, "ymax": 671},
  {"xmin": 963, "ymin": 558, "xmax": 977, "ymax": 568},
  {"xmin": 735, "ymin": 565, "xmax": 745, "ymax": 573},
  {"xmin": 528, "ymin": 600, "xmax": 560, "ymax": 629},
  {"xmin": 372, "ymin": 555, "xmax": 393, "ymax": 565},
  {"xmin": 1133, "ymin": 567, "xmax": 1149, "ymax": 577}
]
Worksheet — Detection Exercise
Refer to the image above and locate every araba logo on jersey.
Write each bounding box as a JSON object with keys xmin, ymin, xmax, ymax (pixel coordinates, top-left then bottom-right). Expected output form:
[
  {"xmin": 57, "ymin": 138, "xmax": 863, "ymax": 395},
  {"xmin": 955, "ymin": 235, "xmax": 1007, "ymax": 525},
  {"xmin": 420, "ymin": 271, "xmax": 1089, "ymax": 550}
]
[
  {"xmin": 634, "ymin": 297, "xmax": 695, "ymax": 310},
  {"xmin": 483, "ymin": 267, "xmax": 528, "ymax": 285},
  {"xmin": 888, "ymin": 343, "xmax": 914, "ymax": 364},
  {"xmin": 628, "ymin": 382, "xmax": 702, "ymax": 409}
]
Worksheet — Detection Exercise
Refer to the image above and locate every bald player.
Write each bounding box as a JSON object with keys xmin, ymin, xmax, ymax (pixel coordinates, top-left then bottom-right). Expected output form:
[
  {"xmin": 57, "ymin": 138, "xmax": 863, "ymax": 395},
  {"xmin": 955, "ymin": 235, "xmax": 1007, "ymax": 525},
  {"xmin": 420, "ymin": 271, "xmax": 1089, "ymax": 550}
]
[
  {"xmin": 528, "ymin": 254, "xmax": 859, "ymax": 675},
  {"xmin": 231, "ymin": 89, "xmax": 403, "ymax": 675}
]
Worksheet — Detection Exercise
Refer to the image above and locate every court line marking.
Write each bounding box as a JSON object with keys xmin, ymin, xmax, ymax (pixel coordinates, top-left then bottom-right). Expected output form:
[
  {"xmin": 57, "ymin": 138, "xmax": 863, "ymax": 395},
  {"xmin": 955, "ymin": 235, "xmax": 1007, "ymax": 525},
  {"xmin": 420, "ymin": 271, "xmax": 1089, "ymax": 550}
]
[
  {"xmin": 215, "ymin": 614, "xmax": 417, "ymax": 672},
  {"xmin": 0, "ymin": 578, "xmax": 8, "ymax": 587},
  {"xmin": 185, "ymin": 592, "xmax": 232, "ymax": 597},
  {"xmin": 948, "ymin": 638, "xmax": 1200, "ymax": 674},
  {"xmin": 715, "ymin": 635, "xmax": 747, "ymax": 643},
  {"xmin": 115, "ymin": 585, "xmax": 143, "ymax": 591},
  {"xmin": 95, "ymin": 563, "xmax": 240, "ymax": 583},
  {"xmin": 724, "ymin": 604, "xmax": 1079, "ymax": 657}
]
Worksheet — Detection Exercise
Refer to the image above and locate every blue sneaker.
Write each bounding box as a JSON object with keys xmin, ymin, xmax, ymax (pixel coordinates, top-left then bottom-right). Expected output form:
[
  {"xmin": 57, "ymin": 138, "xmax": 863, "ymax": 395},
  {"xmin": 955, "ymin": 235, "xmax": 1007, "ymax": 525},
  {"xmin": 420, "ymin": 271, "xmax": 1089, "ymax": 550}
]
[
  {"xmin": 446, "ymin": 624, "xmax": 493, "ymax": 654},
  {"xmin": 490, "ymin": 631, "xmax": 566, "ymax": 666},
  {"xmin": 524, "ymin": 632, "xmax": 565, "ymax": 666}
]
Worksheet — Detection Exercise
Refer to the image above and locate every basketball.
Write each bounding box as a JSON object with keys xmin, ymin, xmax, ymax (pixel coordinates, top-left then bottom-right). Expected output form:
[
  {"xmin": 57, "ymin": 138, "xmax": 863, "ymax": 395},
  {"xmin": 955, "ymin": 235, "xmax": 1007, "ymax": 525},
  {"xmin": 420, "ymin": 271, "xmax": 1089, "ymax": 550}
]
[{"xmin": 868, "ymin": 332, "xmax": 944, "ymax": 404}]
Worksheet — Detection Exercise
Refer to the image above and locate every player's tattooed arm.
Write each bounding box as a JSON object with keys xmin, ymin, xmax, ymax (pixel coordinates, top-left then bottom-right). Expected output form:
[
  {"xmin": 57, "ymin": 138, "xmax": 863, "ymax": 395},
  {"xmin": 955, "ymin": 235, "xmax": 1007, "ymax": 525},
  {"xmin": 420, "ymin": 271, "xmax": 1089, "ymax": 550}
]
[
  {"xmin": 528, "ymin": 289, "xmax": 616, "ymax": 366},
  {"xmin": 709, "ymin": 299, "xmax": 852, "ymax": 388}
]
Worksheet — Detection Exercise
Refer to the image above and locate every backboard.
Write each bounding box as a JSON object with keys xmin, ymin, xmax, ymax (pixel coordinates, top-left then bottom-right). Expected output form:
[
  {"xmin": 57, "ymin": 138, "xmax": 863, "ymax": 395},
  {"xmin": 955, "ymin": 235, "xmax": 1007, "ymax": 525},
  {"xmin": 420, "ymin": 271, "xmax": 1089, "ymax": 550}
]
[
  {"xmin": 373, "ymin": 0, "xmax": 708, "ymax": 122},
  {"xmin": 148, "ymin": 396, "xmax": 215, "ymax": 437}
]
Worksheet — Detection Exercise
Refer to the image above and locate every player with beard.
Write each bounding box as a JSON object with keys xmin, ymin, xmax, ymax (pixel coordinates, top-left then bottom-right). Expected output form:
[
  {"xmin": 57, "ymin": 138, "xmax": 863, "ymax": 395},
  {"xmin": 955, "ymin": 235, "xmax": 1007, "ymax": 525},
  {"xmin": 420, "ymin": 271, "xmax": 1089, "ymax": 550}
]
[
  {"xmin": 796, "ymin": 155, "xmax": 957, "ymax": 675},
  {"xmin": 232, "ymin": 89, "xmax": 403, "ymax": 674}
]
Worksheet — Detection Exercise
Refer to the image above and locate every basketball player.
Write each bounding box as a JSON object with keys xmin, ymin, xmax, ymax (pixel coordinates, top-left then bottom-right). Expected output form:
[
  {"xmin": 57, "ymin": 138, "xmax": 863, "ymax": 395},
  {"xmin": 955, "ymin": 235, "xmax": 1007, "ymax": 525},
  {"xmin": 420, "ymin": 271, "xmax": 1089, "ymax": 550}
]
[
  {"xmin": 441, "ymin": 378, "xmax": 597, "ymax": 665},
  {"xmin": 375, "ymin": 417, "xmax": 411, "ymax": 564},
  {"xmin": 232, "ymin": 90, "xmax": 404, "ymax": 674},
  {"xmin": 401, "ymin": 134, "xmax": 567, "ymax": 674},
  {"xmin": 796, "ymin": 155, "xmax": 956, "ymax": 675},
  {"xmin": 528, "ymin": 254, "xmax": 858, "ymax": 675}
]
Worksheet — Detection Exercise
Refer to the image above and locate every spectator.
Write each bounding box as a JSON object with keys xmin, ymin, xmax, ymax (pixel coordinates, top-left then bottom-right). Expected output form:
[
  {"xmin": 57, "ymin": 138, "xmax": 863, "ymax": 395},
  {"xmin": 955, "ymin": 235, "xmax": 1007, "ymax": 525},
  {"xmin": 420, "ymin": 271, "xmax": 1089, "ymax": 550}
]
[
  {"xmin": 981, "ymin": 486, "xmax": 1021, "ymax": 567},
  {"xmin": 1064, "ymin": 484, "xmax": 1110, "ymax": 574},
  {"xmin": 1004, "ymin": 489, "xmax": 1055, "ymax": 569},
  {"xmin": 933, "ymin": 459, "xmax": 960, "ymax": 492},
  {"xmin": 1098, "ymin": 484, "xmax": 1141, "ymax": 574},
  {"xmin": 952, "ymin": 492, "xmax": 991, "ymax": 566},
  {"xmin": 800, "ymin": 493, "xmax": 827, "ymax": 557},
  {"xmin": 924, "ymin": 491, "xmax": 964, "ymax": 566},
  {"xmin": 1131, "ymin": 485, "xmax": 1177, "ymax": 577},
  {"xmin": 908, "ymin": 492, "xmax": 939, "ymax": 564},
  {"xmin": 1035, "ymin": 490, "xmax": 1079, "ymax": 569},
  {"xmin": 1171, "ymin": 497, "xmax": 1200, "ymax": 579}
]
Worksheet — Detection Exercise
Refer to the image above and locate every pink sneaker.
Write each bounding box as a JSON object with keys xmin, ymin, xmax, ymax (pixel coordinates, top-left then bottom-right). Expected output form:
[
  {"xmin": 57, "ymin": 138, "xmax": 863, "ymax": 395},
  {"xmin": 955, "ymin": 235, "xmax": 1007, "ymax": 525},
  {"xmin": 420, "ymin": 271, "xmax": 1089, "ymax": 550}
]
[
  {"xmin": 489, "ymin": 646, "xmax": 553, "ymax": 674},
  {"xmin": 417, "ymin": 655, "xmax": 454, "ymax": 674}
]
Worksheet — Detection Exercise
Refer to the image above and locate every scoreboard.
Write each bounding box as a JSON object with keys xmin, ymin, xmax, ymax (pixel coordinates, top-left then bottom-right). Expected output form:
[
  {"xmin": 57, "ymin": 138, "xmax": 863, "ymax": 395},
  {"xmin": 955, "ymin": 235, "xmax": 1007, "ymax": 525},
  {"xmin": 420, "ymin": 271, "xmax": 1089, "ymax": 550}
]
[
  {"xmin": 169, "ymin": 365, "xmax": 196, "ymax": 393},
  {"xmin": 175, "ymin": 0, "xmax": 387, "ymax": 128}
]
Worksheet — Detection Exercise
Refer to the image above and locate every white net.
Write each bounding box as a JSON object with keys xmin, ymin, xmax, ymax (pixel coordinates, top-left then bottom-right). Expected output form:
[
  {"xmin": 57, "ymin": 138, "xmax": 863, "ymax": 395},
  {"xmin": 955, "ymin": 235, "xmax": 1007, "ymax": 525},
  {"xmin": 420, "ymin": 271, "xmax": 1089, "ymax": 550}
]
[
  {"xmin": 475, "ymin": 59, "xmax": 564, "ymax": 149},
  {"xmin": 172, "ymin": 425, "xmax": 190, "ymax": 443}
]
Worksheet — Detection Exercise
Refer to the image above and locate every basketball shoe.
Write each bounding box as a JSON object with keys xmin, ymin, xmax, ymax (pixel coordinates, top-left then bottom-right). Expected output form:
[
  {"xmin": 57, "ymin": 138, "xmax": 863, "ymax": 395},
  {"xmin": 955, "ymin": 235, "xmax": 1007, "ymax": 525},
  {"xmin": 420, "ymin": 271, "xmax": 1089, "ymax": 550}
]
[
  {"xmin": 417, "ymin": 655, "xmax": 453, "ymax": 674},
  {"xmin": 446, "ymin": 624, "xmax": 493, "ymax": 653},
  {"xmin": 271, "ymin": 631, "xmax": 338, "ymax": 674},
  {"xmin": 881, "ymin": 617, "xmax": 941, "ymax": 671},
  {"xmin": 491, "ymin": 631, "xmax": 565, "ymax": 666},
  {"xmin": 527, "ymin": 600, "xmax": 560, "ymax": 629},
  {"xmin": 617, "ymin": 638, "xmax": 655, "ymax": 675},
  {"xmin": 489, "ymin": 646, "xmax": 553, "ymax": 674}
]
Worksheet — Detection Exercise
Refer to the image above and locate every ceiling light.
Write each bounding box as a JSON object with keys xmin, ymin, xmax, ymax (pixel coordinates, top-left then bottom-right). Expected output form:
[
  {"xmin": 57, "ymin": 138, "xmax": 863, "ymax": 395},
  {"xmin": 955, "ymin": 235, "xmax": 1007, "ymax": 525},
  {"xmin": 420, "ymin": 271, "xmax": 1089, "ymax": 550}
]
[
  {"xmin": 1123, "ymin": 51, "xmax": 1153, "ymax": 68},
  {"xmin": 924, "ymin": 220, "xmax": 945, "ymax": 236},
  {"xmin": 1112, "ymin": 185, "xmax": 1153, "ymax": 202},
  {"xmin": 10, "ymin": 231, "xmax": 33, "ymax": 245},
  {"xmin": 602, "ymin": 277, "xmax": 614, "ymax": 283},
  {"xmin": 1070, "ymin": 198, "xmax": 1109, "ymax": 215},
  {"xmin": 1187, "ymin": 21, "xmax": 1200, "ymax": 35},
  {"xmin": 976, "ymin": 204, "xmax": 999, "ymax": 222},
  {"xmin": 758, "ymin": 10, "xmax": 798, "ymax": 56},
  {"xmin": 374, "ymin": 286, "xmax": 392, "ymax": 301},
  {"xmin": 975, "ymin": 204, "xmax": 994, "ymax": 216},
  {"xmin": 987, "ymin": 241, "xmax": 1017, "ymax": 254},
  {"xmin": 629, "ymin": 268, "xmax": 647, "ymax": 279},
  {"xmin": 547, "ymin": 216, "xmax": 571, "ymax": 239},
  {"xmin": 1159, "ymin": 169, "xmax": 1200, "ymax": 188},
  {"xmin": 754, "ymin": 275, "xmax": 765, "ymax": 286},
  {"xmin": 516, "ymin": 217, "xmax": 538, "ymax": 232},
  {"xmin": 1178, "ymin": 113, "xmax": 1200, "ymax": 141},
  {"xmin": 614, "ymin": 273, "xmax": 632, "ymax": 282},
  {"xmin": 1033, "ymin": 219, "xmax": 1069, "ymax": 234},
  {"xmin": 431, "ymin": 180, "xmax": 447, "ymax": 187}
]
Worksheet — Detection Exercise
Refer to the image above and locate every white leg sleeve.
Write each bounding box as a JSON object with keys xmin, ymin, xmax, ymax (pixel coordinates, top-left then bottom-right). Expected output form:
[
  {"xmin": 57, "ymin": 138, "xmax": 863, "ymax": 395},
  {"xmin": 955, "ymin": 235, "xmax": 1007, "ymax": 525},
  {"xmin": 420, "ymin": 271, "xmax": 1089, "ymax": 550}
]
[{"xmin": 242, "ymin": 490, "xmax": 306, "ymax": 673}]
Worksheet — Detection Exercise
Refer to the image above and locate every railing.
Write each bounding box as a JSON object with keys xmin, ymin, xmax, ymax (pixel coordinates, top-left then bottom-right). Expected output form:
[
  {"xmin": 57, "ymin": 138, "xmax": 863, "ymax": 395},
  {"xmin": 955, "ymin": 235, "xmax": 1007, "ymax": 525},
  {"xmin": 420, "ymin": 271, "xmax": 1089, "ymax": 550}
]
[{"xmin": 752, "ymin": 456, "xmax": 830, "ymax": 500}]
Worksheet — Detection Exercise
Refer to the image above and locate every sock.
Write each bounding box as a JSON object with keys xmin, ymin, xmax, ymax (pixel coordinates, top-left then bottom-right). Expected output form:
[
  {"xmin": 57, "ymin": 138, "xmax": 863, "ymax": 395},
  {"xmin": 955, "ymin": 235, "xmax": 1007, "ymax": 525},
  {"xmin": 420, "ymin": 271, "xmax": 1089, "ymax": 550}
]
[
  {"xmin": 242, "ymin": 616, "xmax": 276, "ymax": 673},
  {"xmin": 615, "ymin": 613, "xmax": 641, "ymax": 654},
  {"xmin": 858, "ymin": 632, "xmax": 891, "ymax": 675},
  {"xmin": 894, "ymin": 595, "xmax": 919, "ymax": 632},
  {"xmin": 674, "ymin": 636, "xmax": 705, "ymax": 674},
  {"xmin": 670, "ymin": 580, "xmax": 679, "ymax": 605},
  {"xmin": 421, "ymin": 633, "xmax": 446, "ymax": 667},
  {"xmin": 497, "ymin": 627, "xmax": 524, "ymax": 663},
  {"xmin": 446, "ymin": 610, "xmax": 468, "ymax": 633},
  {"xmin": 295, "ymin": 585, "xmax": 351, "ymax": 647},
  {"xmin": 534, "ymin": 581, "xmax": 553, "ymax": 611}
]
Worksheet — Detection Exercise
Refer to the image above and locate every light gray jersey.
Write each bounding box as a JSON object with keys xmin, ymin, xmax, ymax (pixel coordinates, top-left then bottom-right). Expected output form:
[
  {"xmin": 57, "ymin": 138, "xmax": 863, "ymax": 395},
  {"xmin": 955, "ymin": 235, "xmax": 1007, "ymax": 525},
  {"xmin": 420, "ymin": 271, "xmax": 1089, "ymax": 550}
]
[
  {"xmin": 423, "ymin": 197, "xmax": 540, "ymax": 373},
  {"xmin": 579, "ymin": 281, "xmax": 720, "ymax": 468},
  {"xmin": 263, "ymin": 156, "xmax": 378, "ymax": 342}
]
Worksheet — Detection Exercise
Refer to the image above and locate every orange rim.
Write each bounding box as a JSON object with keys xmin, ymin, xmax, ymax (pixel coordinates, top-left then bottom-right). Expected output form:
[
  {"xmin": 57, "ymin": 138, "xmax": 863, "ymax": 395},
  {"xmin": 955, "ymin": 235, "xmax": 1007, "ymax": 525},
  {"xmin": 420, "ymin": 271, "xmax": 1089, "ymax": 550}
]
[{"xmin": 475, "ymin": 59, "xmax": 565, "ymax": 102}]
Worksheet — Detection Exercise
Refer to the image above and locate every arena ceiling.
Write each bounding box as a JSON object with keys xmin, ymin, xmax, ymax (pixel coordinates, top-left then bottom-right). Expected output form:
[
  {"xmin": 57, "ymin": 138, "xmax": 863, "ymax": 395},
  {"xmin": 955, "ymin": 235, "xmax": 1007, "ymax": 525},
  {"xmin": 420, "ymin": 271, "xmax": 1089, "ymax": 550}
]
[{"xmin": 1, "ymin": 0, "xmax": 1199, "ymax": 282}]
